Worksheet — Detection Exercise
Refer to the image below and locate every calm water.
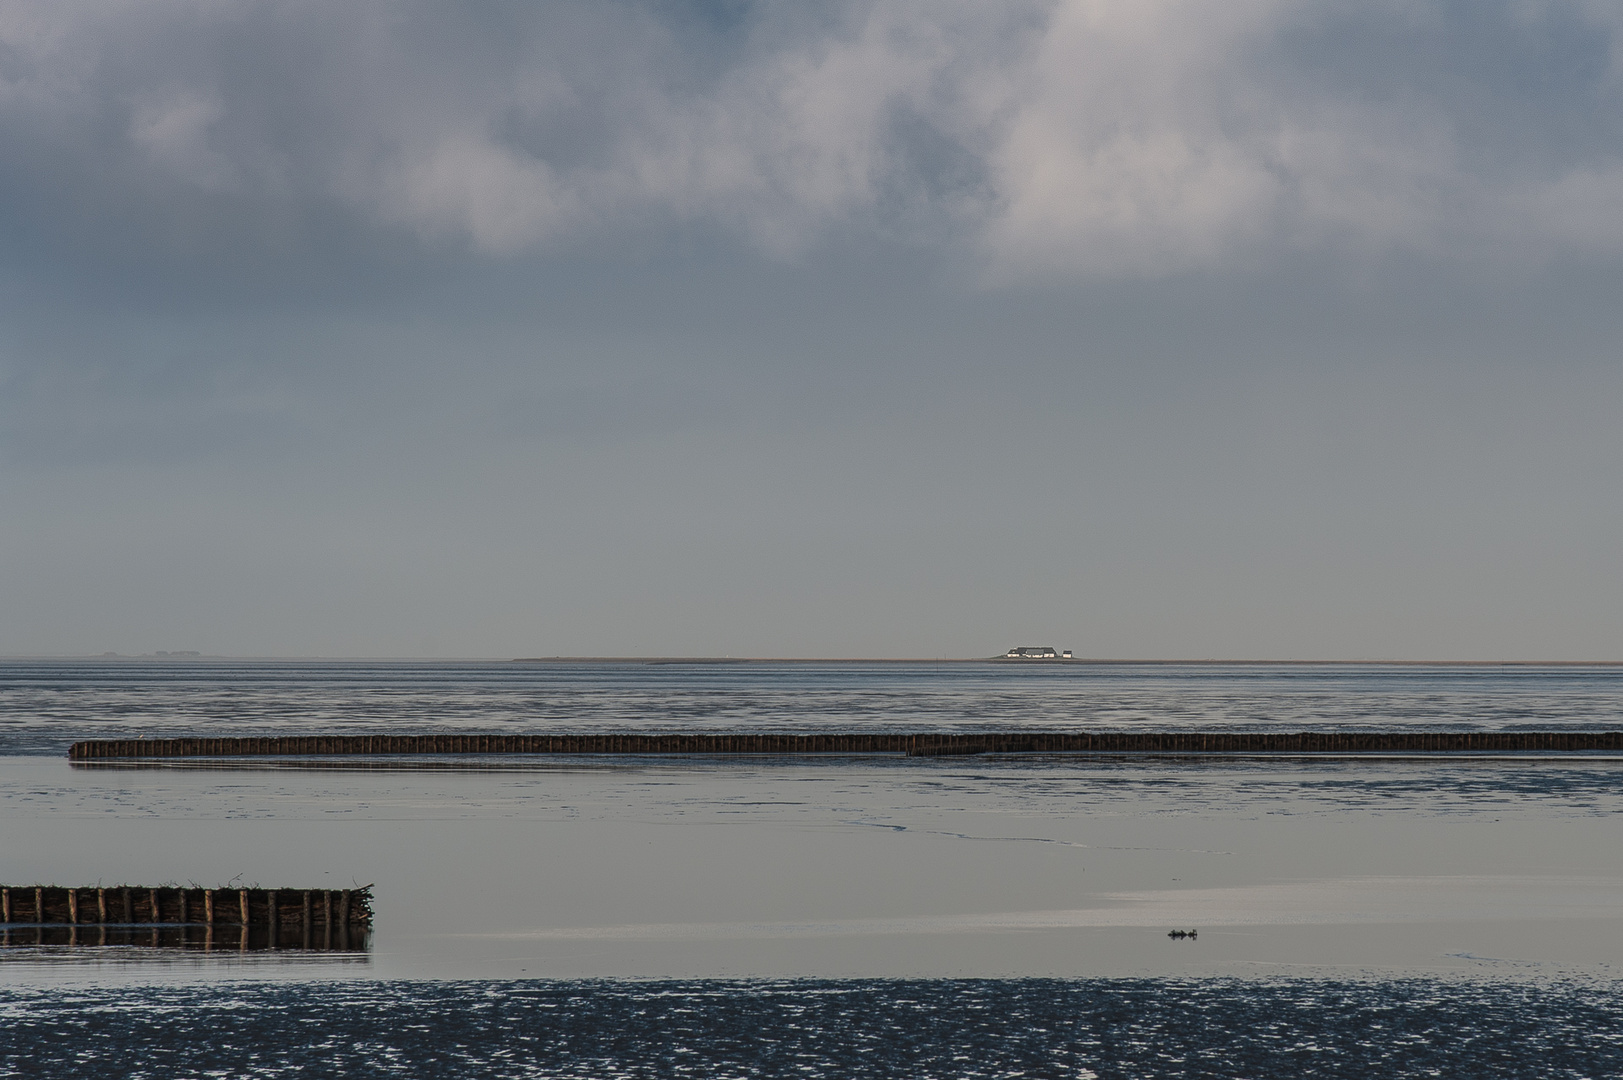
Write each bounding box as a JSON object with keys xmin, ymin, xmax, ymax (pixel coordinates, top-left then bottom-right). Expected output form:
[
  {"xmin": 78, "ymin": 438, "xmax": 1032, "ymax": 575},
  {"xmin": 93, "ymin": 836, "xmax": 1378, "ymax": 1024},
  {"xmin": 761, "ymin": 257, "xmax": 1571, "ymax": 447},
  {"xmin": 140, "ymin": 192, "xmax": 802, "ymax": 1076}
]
[{"xmin": 3, "ymin": 661, "xmax": 1622, "ymax": 1077}]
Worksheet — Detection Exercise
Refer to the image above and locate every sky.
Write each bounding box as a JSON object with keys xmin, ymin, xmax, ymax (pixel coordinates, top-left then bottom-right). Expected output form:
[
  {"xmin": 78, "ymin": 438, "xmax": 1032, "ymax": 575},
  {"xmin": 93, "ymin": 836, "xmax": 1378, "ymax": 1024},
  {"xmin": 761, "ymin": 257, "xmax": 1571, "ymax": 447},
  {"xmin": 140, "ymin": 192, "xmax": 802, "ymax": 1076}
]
[{"xmin": 1, "ymin": 0, "xmax": 1621, "ymax": 660}]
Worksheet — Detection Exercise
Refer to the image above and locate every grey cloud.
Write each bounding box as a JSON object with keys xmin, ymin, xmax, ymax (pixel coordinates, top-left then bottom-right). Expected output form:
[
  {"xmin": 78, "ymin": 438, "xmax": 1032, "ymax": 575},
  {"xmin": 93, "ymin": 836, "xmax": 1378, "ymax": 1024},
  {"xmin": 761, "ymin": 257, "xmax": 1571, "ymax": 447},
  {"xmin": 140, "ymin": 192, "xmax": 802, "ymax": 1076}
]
[{"xmin": 2, "ymin": 1, "xmax": 1623, "ymax": 279}]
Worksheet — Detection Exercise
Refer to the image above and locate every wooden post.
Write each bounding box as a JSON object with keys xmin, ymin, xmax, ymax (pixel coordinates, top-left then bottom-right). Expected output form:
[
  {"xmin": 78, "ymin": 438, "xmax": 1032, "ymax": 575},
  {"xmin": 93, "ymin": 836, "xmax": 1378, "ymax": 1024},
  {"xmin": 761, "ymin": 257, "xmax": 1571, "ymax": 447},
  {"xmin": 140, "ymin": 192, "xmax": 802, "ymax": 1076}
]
[
  {"xmin": 68, "ymin": 889, "xmax": 79, "ymax": 925},
  {"xmin": 239, "ymin": 889, "xmax": 249, "ymax": 926},
  {"xmin": 150, "ymin": 888, "xmax": 160, "ymax": 923},
  {"xmin": 122, "ymin": 888, "xmax": 133, "ymax": 924},
  {"xmin": 204, "ymin": 889, "xmax": 215, "ymax": 925},
  {"xmin": 1, "ymin": 888, "xmax": 9, "ymax": 924},
  {"xmin": 323, "ymin": 891, "xmax": 332, "ymax": 949},
  {"xmin": 98, "ymin": 888, "xmax": 107, "ymax": 924},
  {"xmin": 302, "ymin": 891, "xmax": 312, "ymax": 947},
  {"xmin": 267, "ymin": 890, "xmax": 278, "ymax": 949},
  {"xmin": 178, "ymin": 890, "xmax": 188, "ymax": 925},
  {"xmin": 339, "ymin": 890, "xmax": 350, "ymax": 930}
]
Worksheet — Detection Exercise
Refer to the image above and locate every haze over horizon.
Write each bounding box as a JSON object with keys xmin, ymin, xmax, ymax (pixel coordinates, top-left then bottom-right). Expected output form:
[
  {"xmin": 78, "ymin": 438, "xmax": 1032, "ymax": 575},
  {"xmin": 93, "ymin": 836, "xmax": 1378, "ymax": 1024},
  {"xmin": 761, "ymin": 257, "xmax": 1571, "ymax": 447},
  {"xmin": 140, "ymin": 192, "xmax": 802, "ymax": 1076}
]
[{"xmin": 3, "ymin": 1, "xmax": 1622, "ymax": 661}]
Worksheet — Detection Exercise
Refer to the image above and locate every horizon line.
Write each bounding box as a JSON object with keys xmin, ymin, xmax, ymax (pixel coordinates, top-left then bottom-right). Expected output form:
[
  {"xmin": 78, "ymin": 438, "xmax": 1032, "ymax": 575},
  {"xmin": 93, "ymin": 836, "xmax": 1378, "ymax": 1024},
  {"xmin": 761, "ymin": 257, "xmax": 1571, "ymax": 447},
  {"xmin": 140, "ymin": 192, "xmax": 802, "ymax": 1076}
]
[{"xmin": 10, "ymin": 654, "xmax": 1619, "ymax": 666}]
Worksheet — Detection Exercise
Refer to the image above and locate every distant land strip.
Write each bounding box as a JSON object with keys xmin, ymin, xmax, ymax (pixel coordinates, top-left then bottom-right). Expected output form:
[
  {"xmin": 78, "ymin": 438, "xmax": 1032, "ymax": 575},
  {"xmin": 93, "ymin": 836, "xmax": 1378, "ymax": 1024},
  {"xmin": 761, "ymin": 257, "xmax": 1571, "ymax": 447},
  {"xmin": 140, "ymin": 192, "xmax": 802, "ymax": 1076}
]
[
  {"xmin": 68, "ymin": 732, "xmax": 1623, "ymax": 760},
  {"xmin": 510, "ymin": 657, "xmax": 1623, "ymax": 665}
]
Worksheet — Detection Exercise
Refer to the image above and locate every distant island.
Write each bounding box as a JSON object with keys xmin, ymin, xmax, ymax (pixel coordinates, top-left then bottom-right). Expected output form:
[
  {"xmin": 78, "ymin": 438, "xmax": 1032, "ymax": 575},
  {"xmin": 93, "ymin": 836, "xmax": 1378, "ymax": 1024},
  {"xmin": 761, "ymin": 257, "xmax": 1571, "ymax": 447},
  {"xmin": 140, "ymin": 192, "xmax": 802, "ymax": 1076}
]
[{"xmin": 999, "ymin": 647, "xmax": 1074, "ymax": 660}]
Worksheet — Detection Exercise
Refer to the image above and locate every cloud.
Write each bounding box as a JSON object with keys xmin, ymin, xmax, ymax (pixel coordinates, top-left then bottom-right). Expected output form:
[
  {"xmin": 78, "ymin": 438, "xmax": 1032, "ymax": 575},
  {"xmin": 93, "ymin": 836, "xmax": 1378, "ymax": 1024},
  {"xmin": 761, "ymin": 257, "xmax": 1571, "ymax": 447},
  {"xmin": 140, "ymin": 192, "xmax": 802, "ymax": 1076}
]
[
  {"xmin": 128, "ymin": 92, "xmax": 232, "ymax": 188},
  {"xmin": 1, "ymin": 0, "xmax": 1622, "ymax": 278},
  {"xmin": 370, "ymin": 134, "xmax": 579, "ymax": 253},
  {"xmin": 977, "ymin": 0, "xmax": 1448, "ymax": 275}
]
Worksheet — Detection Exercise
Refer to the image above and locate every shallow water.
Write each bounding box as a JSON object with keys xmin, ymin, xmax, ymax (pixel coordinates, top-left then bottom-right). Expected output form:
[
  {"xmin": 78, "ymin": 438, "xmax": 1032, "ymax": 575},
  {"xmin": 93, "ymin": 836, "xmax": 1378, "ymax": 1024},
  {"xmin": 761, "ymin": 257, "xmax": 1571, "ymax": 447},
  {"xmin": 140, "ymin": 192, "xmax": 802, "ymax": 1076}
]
[
  {"xmin": 4, "ymin": 659, "xmax": 1622, "ymax": 755},
  {"xmin": 4, "ymin": 661, "xmax": 1622, "ymax": 1075},
  {"xmin": 5, "ymin": 752, "xmax": 1623, "ymax": 983}
]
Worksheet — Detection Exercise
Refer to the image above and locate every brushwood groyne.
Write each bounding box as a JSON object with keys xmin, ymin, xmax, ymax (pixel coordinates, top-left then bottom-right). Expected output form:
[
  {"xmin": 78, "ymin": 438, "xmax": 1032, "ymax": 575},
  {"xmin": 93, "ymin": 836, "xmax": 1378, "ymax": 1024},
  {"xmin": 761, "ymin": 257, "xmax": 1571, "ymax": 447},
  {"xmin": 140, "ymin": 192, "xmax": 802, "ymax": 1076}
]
[
  {"xmin": 67, "ymin": 731, "xmax": 1623, "ymax": 759},
  {"xmin": 0, "ymin": 886, "xmax": 371, "ymax": 951}
]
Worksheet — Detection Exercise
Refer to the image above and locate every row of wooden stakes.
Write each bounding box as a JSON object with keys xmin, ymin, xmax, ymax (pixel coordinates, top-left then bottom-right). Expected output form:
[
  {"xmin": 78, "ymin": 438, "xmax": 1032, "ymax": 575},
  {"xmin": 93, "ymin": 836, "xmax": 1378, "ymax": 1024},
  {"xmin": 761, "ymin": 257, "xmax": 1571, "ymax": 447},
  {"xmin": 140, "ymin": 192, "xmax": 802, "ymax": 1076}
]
[
  {"xmin": 0, "ymin": 886, "xmax": 371, "ymax": 929},
  {"xmin": 66, "ymin": 731, "xmax": 1623, "ymax": 759}
]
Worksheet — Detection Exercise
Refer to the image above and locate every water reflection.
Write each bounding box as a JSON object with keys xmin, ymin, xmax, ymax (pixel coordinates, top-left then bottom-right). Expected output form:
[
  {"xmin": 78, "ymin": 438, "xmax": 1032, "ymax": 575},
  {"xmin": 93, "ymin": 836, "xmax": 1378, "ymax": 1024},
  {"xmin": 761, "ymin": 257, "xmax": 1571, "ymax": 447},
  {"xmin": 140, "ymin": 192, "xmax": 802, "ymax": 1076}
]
[
  {"xmin": 8, "ymin": 753, "xmax": 1623, "ymax": 982},
  {"xmin": 0, "ymin": 922, "xmax": 369, "ymax": 953}
]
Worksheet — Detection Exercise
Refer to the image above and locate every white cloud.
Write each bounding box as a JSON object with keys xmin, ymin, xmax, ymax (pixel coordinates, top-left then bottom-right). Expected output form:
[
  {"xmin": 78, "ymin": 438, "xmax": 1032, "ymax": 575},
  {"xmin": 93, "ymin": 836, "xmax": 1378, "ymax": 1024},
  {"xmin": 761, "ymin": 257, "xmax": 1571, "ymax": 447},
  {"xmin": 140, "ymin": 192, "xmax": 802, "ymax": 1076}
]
[{"xmin": 369, "ymin": 134, "xmax": 581, "ymax": 253}]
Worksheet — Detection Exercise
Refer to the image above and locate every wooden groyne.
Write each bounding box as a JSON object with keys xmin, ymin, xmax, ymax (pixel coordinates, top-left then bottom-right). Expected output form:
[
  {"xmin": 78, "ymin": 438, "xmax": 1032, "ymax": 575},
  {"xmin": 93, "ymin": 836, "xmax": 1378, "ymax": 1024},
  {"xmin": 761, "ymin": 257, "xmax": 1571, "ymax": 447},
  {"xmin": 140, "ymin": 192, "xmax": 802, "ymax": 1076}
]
[
  {"xmin": 2, "ymin": 885, "xmax": 369, "ymax": 926},
  {"xmin": 1, "ymin": 886, "xmax": 369, "ymax": 951},
  {"xmin": 67, "ymin": 731, "xmax": 1623, "ymax": 759}
]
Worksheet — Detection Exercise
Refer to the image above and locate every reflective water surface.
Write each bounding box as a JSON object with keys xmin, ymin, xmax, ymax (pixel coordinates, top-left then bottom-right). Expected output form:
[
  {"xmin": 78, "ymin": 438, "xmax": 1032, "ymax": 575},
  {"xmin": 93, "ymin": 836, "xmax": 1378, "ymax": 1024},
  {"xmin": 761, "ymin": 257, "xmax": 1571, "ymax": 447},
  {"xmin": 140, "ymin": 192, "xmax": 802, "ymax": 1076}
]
[
  {"xmin": 3, "ymin": 661, "xmax": 1621, "ymax": 1076},
  {"xmin": 5, "ymin": 751, "xmax": 1623, "ymax": 983}
]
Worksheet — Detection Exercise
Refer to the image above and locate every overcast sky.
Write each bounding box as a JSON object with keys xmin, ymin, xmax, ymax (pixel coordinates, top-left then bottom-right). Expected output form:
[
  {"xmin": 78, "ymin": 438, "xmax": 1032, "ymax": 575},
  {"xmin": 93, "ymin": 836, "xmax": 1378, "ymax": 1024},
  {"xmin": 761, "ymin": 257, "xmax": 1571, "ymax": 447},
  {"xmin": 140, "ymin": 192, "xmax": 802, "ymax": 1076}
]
[{"xmin": 2, "ymin": 0, "xmax": 1621, "ymax": 659}]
